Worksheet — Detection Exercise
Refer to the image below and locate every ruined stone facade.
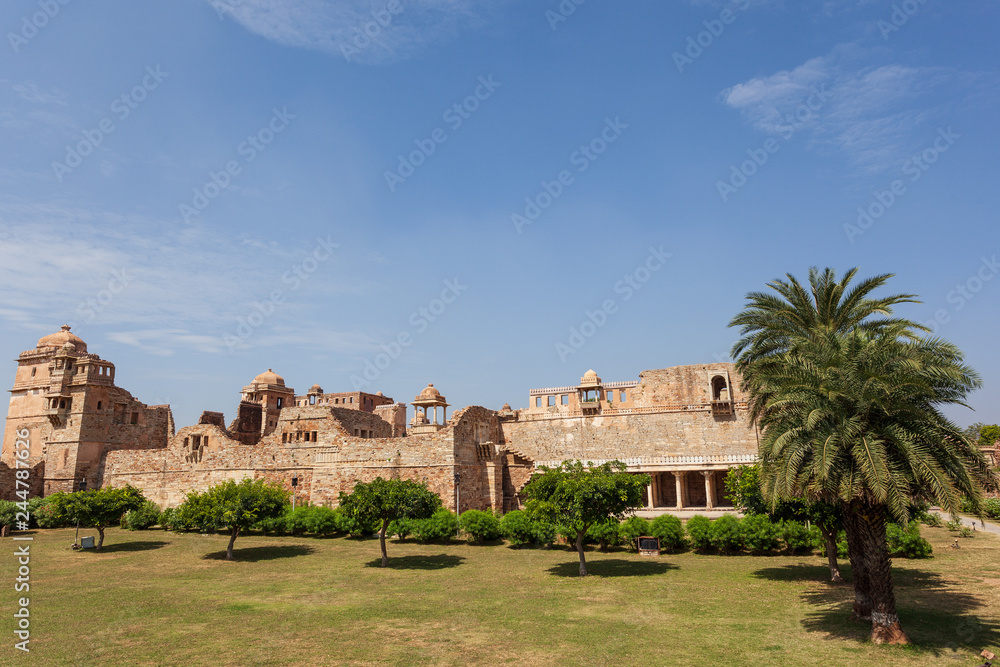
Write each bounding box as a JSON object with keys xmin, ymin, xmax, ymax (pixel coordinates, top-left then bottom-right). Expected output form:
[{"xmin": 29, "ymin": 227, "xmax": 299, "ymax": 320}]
[{"xmin": 2, "ymin": 327, "xmax": 757, "ymax": 513}]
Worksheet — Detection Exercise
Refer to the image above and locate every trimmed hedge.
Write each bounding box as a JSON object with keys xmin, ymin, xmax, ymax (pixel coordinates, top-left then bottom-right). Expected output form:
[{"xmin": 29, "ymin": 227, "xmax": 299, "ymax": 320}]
[
  {"xmin": 459, "ymin": 510, "xmax": 502, "ymax": 543},
  {"xmin": 649, "ymin": 514, "xmax": 686, "ymax": 552}
]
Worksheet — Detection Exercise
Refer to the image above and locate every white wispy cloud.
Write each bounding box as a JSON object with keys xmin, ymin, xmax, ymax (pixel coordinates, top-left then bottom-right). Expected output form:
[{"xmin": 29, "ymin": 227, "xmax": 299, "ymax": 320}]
[
  {"xmin": 208, "ymin": 0, "xmax": 499, "ymax": 65},
  {"xmin": 720, "ymin": 47, "xmax": 996, "ymax": 172},
  {"xmin": 0, "ymin": 197, "xmax": 378, "ymax": 356}
]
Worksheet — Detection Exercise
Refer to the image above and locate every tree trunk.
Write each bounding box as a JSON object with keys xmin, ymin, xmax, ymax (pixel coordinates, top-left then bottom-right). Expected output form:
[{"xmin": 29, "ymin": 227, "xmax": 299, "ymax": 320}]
[
  {"xmin": 853, "ymin": 502, "xmax": 909, "ymax": 645},
  {"xmin": 576, "ymin": 531, "xmax": 588, "ymax": 577},
  {"xmin": 842, "ymin": 506, "xmax": 871, "ymax": 622},
  {"xmin": 819, "ymin": 526, "xmax": 843, "ymax": 583},
  {"xmin": 96, "ymin": 525, "xmax": 105, "ymax": 550},
  {"xmin": 226, "ymin": 527, "xmax": 239, "ymax": 561},
  {"xmin": 379, "ymin": 520, "xmax": 389, "ymax": 568}
]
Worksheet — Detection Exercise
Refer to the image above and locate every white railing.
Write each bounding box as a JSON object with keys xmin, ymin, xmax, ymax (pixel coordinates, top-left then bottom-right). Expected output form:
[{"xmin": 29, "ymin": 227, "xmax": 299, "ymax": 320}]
[{"xmin": 533, "ymin": 454, "xmax": 757, "ymax": 468}]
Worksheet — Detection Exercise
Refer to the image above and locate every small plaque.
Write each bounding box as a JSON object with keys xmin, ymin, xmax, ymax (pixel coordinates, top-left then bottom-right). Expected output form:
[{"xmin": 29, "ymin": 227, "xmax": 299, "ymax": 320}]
[{"xmin": 638, "ymin": 536, "xmax": 660, "ymax": 556}]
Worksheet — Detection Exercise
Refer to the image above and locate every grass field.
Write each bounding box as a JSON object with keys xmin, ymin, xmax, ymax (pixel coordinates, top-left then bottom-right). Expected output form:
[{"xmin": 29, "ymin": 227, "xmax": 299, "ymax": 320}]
[{"xmin": 3, "ymin": 523, "xmax": 999, "ymax": 666}]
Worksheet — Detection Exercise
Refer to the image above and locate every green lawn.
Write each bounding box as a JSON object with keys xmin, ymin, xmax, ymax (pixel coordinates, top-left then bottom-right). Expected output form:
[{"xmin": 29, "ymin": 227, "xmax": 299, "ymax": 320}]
[{"xmin": 4, "ymin": 524, "xmax": 999, "ymax": 665}]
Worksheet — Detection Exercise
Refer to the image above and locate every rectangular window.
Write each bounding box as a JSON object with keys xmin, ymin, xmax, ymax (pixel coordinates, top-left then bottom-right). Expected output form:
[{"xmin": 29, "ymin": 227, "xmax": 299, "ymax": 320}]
[
  {"xmin": 606, "ymin": 391, "xmax": 613, "ymax": 402},
  {"xmin": 277, "ymin": 397, "xmax": 283, "ymax": 408},
  {"xmin": 535, "ymin": 397, "xmax": 541, "ymax": 408},
  {"xmin": 561, "ymin": 395, "xmax": 569, "ymax": 405},
  {"xmin": 282, "ymin": 433, "xmax": 287, "ymax": 443},
  {"xmin": 619, "ymin": 391, "xmax": 627, "ymax": 402},
  {"xmin": 304, "ymin": 432, "xmax": 311, "ymax": 442},
  {"xmin": 312, "ymin": 431, "xmax": 318, "ymax": 441},
  {"xmin": 130, "ymin": 412, "xmax": 138, "ymax": 424},
  {"xmin": 547, "ymin": 396, "xmax": 555, "ymax": 407}
]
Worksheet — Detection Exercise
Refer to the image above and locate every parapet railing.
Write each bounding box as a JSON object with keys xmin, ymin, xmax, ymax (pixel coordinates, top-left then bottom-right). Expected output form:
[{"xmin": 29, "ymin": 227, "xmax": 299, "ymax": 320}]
[
  {"xmin": 517, "ymin": 401, "xmax": 748, "ymax": 421},
  {"xmin": 533, "ymin": 454, "xmax": 758, "ymax": 468}
]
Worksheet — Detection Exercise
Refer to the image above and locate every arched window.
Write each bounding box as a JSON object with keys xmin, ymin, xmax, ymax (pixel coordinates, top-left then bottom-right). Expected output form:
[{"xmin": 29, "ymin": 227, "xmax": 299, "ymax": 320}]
[{"xmin": 711, "ymin": 376, "xmax": 729, "ymax": 401}]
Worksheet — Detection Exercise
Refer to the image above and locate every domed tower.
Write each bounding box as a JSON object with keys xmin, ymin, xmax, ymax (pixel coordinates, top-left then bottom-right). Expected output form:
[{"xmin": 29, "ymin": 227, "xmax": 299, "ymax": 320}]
[
  {"xmin": 410, "ymin": 383, "xmax": 450, "ymax": 434},
  {"xmin": 239, "ymin": 369, "xmax": 295, "ymax": 439},
  {"xmin": 3, "ymin": 325, "xmax": 171, "ymax": 495}
]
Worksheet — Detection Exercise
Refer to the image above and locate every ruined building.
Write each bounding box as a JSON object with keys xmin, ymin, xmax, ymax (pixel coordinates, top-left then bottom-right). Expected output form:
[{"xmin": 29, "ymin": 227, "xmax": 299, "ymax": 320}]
[{"xmin": 2, "ymin": 326, "xmax": 758, "ymax": 512}]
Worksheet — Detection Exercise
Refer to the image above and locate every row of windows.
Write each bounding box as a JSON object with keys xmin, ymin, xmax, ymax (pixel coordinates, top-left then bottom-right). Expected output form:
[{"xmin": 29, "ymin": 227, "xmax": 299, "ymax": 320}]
[
  {"xmin": 534, "ymin": 390, "xmax": 627, "ymax": 408},
  {"xmin": 282, "ymin": 431, "xmax": 319, "ymax": 443},
  {"xmin": 300, "ymin": 396, "xmax": 356, "ymax": 407}
]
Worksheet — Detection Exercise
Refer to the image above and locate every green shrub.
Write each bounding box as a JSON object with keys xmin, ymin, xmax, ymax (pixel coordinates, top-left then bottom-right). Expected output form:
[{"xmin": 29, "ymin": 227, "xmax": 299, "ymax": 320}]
[
  {"xmin": 710, "ymin": 515, "xmax": 744, "ymax": 554},
  {"xmin": 303, "ymin": 506, "xmax": 339, "ymax": 535},
  {"xmin": 649, "ymin": 514, "xmax": 686, "ymax": 552},
  {"xmin": 285, "ymin": 506, "xmax": 316, "ymax": 535},
  {"xmin": 122, "ymin": 500, "xmax": 161, "ymax": 531},
  {"xmin": 27, "ymin": 497, "xmax": 46, "ymax": 528},
  {"xmin": 958, "ymin": 526, "xmax": 974, "ymax": 538},
  {"xmin": 741, "ymin": 514, "xmax": 779, "ymax": 554},
  {"xmin": 983, "ymin": 498, "xmax": 1000, "ymax": 521},
  {"xmin": 960, "ymin": 496, "xmax": 975, "ymax": 513},
  {"xmin": 170, "ymin": 500, "xmax": 213, "ymax": 533},
  {"xmin": 685, "ymin": 515, "xmax": 713, "ymax": 553},
  {"xmin": 587, "ymin": 519, "xmax": 621, "ymax": 552},
  {"xmin": 917, "ymin": 511, "xmax": 943, "ymax": 527},
  {"xmin": 412, "ymin": 509, "xmax": 458, "ymax": 542},
  {"xmin": 530, "ymin": 516, "xmax": 557, "ymax": 548},
  {"xmin": 387, "ymin": 517, "xmax": 414, "ymax": 540},
  {"xmin": 618, "ymin": 516, "xmax": 650, "ymax": 552},
  {"xmin": 33, "ymin": 497, "xmax": 73, "ymax": 529},
  {"xmin": 946, "ymin": 516, "xmax": 963, "ymax": 532},
  {"xmin": 0, "ymin": 501, "xmax": 17, "ymax": 529},
  {"xmin": 499, "ymin": 510, "xmax": 533, "ymax": 546},
  {"xmin": 779, "ymin": 520, "xmax": 815, "ymax": 554},
  {"xmin": 459, "ymin": 510, "xmax": 502, "ymax": 543},
  {"xmin": 886, "ymin": 522, "xmax": 933, "ymax": 558},
  {"xmin": 336, "ymin": 507, "xmax": 379, "ymax": 537}
]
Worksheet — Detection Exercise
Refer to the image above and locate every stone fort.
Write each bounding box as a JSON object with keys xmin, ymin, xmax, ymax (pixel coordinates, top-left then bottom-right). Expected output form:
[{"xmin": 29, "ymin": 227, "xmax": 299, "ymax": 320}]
[{"xmin": 1, "ymin": 326, "xmax": 759, "ymax": 513}]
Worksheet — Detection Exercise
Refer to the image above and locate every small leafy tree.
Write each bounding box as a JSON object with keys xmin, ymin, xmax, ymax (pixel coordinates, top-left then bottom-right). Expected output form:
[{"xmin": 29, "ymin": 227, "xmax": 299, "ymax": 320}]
[
  {"xmin": 338, "ymin": 478, "xmax": 442, "ymax": 567},
  {"xmin": 587, "ymin": 519, "xmax": 621, "ymax": 552},
  {"xmin": 522, "ymin": 461, "xmax": 649, "ymax": 576},
  {"xmin": 179, "ymin": 478, "xmax": 288, "ymax": 560},
  {"xmin": 980, "ymin": 424, "xmax": 1000, "ymax": 450},
  {"xmin": 122, "ymin": 500, "xmax": 161, "ymax": 531},
  {"xmin": 685, "ymin": 515, "xmax": 713, "ymax": 552},
  {"xmin": 47, "ymin": 485, "xmax": 147, "ymax": 549}
]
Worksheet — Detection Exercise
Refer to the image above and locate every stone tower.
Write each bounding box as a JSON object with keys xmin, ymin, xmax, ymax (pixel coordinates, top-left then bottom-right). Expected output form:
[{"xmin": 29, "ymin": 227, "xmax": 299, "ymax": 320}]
[{"xmin": 2, "ymin": 326, "xmax": 173, "ymax": 494}]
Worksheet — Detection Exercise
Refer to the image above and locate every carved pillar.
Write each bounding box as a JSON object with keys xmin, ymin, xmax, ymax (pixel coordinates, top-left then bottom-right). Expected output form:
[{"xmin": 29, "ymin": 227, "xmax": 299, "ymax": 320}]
[
  {"xmin": 675, "ymin": 472, "xmax": 684, "ymax": 510},
  {"xmin": 646, "ymin": 482, "xmax": 654, "ymax": 509},
  {"xmin": 651, "ymin": 472, "xmax": 660, "ymax": 508},
  {"xmin": 704, "ymin": 471, "xmax": 715, "ymax": 509}
]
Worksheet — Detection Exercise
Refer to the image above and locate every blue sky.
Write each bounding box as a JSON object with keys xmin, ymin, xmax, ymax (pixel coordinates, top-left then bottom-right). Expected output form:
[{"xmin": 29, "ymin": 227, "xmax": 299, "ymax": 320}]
[{"xmin": 1, "ymin": 0, "xmax": 998, "ymax": 429}]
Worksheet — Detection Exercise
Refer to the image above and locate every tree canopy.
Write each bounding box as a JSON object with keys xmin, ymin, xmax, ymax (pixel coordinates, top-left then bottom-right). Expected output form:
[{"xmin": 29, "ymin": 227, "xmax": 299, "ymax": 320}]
[
  {"xmin": 179, "ymin": 478, "xmax": 289, "ymax": 560},
  {"xmin": 522, "ymin": 460, "xmax": 649, "ymax": 576},
  {"xmin": 48, "ymin": 485, "xmax": 146, "ymax": 549},
  {"xmin": 338, "ymin": 477, "xmax": 441, "ymax": 567}
]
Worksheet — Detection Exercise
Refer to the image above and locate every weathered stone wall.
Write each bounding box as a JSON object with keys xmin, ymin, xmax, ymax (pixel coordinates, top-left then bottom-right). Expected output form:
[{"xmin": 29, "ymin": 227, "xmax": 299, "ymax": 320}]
[{"xmin": 501, "ymin": 409, "xmax": 756, "ymax": 464}]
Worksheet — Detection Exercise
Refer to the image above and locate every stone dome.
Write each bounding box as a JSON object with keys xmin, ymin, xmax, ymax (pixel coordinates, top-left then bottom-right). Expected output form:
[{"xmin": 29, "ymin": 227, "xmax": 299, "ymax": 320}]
[
  {"xmin": 253, "ymin": 369, "xmax": 285, "ymax": 386},
  {"xmin": 375, "ymin": 391, "xmax": 383, "ymax": 397},
  {"xmin": 37, "ymin": 325, "xmax": 87, "ymax": 353},
  {"xmin": 308, "ymin": 384, "xmax": 323, "ymax": 394},
  {"xmin": 583, "ymin": 369, "xmax": 598, "ymax": 380},
  {"xmin": 419, "ymin": 383, "xmax": 441, "ymax": 399}
]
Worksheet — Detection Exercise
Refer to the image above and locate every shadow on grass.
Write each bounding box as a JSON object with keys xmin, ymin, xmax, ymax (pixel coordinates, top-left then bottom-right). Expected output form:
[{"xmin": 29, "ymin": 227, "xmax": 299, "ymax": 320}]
[
  {"xmin": 202, "ymin": 545, "xmax": 316, "ymax": 562},
  {"xmin": 89, "ymin": 540, "xmax": 169, "ymax": 553},
  {"xmin": 364, "ymin": 554, "xmax": 465, "ymax": 570},
  {"xmin": 546, "ymin": 558, "xmax": 679, "ymax": 578},
  {"xmin": 753, "ymin": 563, "xmax": 1000, "ymax": 653}
]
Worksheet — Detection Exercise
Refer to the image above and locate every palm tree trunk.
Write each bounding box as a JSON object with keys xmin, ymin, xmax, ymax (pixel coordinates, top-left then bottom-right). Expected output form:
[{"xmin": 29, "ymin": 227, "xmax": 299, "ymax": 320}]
[
  {"xmin": 819, "ymin": 526, "xmax": 843, "ymax": 583},
  {"xmin": 842, "ymin": 504, "xmax": 871, "ymax": 621},
  {"xmin": 576, "ymin": 531, "xmax": 588, "ymax": 576},
  {"xmin": 853, "ymin": 502, "xmax": 909, "ymax": 645},
  {"xmin": 226, "ymin": 526, "xmax": 239, "ymax": 561}
]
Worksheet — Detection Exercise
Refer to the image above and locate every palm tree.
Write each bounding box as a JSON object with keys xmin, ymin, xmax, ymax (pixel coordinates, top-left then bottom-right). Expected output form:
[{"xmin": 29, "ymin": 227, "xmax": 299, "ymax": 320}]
[{"xmin": 730, "ymin": 267, "xmax": 997, "ymax": 645}]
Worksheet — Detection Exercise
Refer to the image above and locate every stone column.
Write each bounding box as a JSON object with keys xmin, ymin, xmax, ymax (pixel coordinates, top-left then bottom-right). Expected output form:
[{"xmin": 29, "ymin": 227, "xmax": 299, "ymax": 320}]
[
  {"xmin": 674, "ymin": 472, "xmax": 684, "ymax": 510},
  {"xmin": 704, "ymin": 471, "xmax": 715, "ymax": 510},
  {"xmin": 651, "ymin": 473, "xmax": 660, "ymax": 508},
  {"xmin": 646, "ymin": 482, "xmax": 654, "ymax": 509}
]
